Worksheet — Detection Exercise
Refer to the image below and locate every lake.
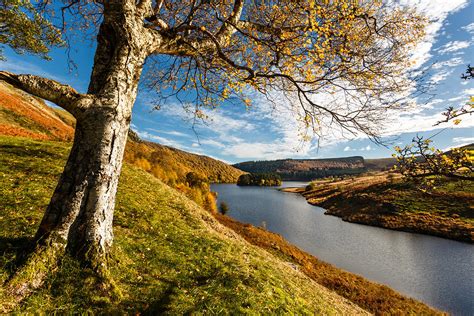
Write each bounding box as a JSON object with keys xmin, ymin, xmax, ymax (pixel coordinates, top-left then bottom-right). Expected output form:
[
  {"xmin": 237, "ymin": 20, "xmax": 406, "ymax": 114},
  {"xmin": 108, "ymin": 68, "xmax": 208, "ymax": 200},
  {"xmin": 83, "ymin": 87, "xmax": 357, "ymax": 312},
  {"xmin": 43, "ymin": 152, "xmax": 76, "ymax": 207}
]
[{"xmin": 211, "ymin": 182, "xmax": 474, "ymax": 315}]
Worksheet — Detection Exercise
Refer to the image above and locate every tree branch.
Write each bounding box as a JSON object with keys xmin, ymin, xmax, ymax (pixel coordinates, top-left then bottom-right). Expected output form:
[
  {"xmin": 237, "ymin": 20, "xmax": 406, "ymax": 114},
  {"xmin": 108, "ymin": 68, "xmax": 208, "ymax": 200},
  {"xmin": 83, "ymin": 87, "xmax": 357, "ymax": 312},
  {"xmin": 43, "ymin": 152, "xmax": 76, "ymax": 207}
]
[
  {"xmin": 149, "ymin": 0, "xmax": 244, "ymax": 56},
  {"xmin": 0, "ymin": 71, "xmax": 90, "ymax": 117}
]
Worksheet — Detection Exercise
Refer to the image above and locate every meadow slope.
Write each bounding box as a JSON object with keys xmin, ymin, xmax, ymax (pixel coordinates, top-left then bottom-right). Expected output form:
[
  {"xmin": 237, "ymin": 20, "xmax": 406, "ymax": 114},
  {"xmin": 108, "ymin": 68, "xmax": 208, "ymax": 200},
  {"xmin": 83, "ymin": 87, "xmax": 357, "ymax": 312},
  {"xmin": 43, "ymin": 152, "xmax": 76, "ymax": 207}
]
[{"xmin": 0, "ymin": 136, "xmax": 368, "ymax": 314}]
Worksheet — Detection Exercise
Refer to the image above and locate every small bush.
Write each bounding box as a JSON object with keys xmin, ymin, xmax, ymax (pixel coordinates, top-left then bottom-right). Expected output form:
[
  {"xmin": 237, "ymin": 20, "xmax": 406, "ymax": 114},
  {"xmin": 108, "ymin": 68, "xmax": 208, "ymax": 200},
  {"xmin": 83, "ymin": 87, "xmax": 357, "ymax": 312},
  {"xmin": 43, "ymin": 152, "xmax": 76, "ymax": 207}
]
[{"xmin": 219, "ymin": 202, "xmax": 230, "ymax": 215}]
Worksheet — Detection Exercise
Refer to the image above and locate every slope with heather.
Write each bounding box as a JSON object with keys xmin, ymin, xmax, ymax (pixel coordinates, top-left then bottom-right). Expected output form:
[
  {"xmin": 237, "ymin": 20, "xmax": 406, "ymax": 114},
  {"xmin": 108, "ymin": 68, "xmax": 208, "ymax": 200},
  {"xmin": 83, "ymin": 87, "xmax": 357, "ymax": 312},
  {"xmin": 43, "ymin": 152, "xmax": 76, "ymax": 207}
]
[{"xmin": 0, "ymin": 81, "xmax": 244, "ymax": 185}]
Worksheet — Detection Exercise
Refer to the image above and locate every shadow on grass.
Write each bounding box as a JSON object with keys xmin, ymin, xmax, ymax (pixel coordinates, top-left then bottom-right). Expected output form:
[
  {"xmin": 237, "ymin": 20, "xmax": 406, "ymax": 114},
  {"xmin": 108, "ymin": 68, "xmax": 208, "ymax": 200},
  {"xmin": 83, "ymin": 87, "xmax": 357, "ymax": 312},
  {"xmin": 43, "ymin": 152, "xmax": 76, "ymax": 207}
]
[
  {"xmin": 0, "ymin": 236, "xmax": 35, "ymax": 277},
  {"xmin": 141, "ymin": 282, "xmax": 178, "ymax": 315},
  {"xmin": 0, "ymin": 143, "xmax": 66, "ymax": 160}
]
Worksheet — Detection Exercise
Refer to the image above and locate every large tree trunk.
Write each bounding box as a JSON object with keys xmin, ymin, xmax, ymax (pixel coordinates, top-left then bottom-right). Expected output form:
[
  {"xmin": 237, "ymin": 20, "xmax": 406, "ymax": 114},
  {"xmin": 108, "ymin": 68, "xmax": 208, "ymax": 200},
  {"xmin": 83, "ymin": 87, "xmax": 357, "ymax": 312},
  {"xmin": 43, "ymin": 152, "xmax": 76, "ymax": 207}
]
[
  {"xmin": 34, "ymin": 5, "xmax": 149, "ymax": 266},
  {"xmin": 35, "ymin": 107, "xmax": 131, "ymax": 264}
]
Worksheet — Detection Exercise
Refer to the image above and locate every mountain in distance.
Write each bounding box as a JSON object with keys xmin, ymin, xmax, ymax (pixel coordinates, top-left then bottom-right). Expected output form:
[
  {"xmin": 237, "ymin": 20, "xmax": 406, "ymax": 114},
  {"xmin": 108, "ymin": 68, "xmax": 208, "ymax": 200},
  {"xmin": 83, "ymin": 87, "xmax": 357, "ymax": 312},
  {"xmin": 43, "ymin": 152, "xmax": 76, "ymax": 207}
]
[
  {"xmin": 0, "ymin": 81, "xmax": 243, "ymax": 183},
  {"xmin": 233, "ymin": 157, "xmax": 368, "ymax": 180},
  {"xmin": 234, "ymin": 143, "xmax": 474, "ymax": 181}
]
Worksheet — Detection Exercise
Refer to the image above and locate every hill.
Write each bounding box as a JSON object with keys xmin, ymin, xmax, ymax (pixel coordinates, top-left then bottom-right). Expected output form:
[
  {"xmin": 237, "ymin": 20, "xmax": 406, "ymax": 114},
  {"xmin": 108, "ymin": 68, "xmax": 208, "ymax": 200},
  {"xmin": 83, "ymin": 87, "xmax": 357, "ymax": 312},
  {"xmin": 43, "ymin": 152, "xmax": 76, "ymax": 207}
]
[
  {"xmin": 0, "ymin": 136, "xmax": 367, "ymax": 314},
  {"xmin": 233, "ymin": 157, "xmax": 366, "ymax": 180},
  {"xmin": 233, "ymin": 143, "xmax": 474, "ymax": 180},
  {"xmin": 364, "ymin": 158, "xmax": 398, "ymax": 171},
  {"xmin": 0, "ymin": 81, "xmax": 244, "ymax": 186}
]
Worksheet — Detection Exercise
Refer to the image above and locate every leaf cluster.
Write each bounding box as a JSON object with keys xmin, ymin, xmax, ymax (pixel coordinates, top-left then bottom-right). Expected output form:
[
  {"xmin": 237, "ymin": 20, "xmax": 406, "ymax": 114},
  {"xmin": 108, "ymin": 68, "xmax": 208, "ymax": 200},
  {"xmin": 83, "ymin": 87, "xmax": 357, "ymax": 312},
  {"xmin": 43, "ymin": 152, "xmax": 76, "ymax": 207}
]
[
  {"xmin": 393, "ymin": 136, "xmax": 473, "ymax": 185},
  {"xmin": 0, "ymin": 0, "xmax": 64, "ymax": 59}
]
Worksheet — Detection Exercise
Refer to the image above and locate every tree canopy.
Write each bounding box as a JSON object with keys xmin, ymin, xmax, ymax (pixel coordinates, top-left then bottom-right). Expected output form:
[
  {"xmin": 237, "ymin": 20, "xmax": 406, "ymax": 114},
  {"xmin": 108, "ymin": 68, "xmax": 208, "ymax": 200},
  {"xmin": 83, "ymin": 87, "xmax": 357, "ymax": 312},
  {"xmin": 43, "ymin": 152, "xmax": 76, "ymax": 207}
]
[{"xmin": 1, "ymin": 0, "xmax": 427, "ymax": 142}]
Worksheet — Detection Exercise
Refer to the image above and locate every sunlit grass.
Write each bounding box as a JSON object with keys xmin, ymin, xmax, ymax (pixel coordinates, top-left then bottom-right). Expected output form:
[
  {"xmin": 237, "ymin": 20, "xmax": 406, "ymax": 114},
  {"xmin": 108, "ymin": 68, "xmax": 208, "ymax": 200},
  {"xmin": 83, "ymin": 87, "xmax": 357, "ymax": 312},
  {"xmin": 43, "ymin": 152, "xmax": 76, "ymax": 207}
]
[{"xmin": 0, "ymin": 136, "xmax": 364, "ymax": 314}]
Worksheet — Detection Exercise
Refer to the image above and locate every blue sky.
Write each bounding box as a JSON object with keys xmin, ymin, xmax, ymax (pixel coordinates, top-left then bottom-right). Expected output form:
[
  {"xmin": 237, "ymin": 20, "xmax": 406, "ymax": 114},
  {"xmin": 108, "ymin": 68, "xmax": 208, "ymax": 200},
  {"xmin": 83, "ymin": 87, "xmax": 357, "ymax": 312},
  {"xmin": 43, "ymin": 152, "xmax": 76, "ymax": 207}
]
[{"xmin": 1, "ymin": 0, "xmax": 473, "ymax": 164}]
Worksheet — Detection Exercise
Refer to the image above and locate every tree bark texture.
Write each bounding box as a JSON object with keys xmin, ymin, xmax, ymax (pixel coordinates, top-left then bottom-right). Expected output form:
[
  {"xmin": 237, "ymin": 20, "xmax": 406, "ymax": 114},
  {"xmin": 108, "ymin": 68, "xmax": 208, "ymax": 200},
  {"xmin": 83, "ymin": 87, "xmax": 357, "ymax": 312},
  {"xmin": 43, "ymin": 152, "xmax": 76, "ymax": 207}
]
[{"xmin": 34, "ymin": 2, "xmax": 151, "ymax": 265}]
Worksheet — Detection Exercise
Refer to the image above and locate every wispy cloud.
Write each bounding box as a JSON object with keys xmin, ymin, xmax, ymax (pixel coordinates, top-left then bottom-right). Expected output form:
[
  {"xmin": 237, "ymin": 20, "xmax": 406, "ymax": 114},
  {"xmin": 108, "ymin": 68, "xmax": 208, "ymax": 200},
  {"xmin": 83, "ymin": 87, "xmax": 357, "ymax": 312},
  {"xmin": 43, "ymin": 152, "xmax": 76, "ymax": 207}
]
[
  {"xmin": 461, "ymin": 22, "xmax": 474, "ymax": 34},
  {"xmin": 145, "ymin": 128, "xmax": 189, "ymax": 137},
  {"xmin": 437, "ymin": 40, "xmax": 471, "ymax": 54},
  {"xmin": 452, "ymin": 136, "xmax": 474, "ymax": 143},
  {"xmin": 401, "ymin": 0, "xmax": 469, "ymax": 67},
  {"xmin": 430, "ymin": 68, "xmax": 455, "ymax": 83},
  {"xmin": 432, "ymin": 57, "xmax": 464, "ymax": 69}
]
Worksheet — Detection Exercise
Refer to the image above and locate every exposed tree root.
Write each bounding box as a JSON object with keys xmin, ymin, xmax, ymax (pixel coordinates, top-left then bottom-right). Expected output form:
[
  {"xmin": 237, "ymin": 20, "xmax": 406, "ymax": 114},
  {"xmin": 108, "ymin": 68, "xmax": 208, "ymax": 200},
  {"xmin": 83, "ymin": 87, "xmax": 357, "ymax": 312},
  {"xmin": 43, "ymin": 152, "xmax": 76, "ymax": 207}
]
[
  {"xmin": 0, "ymin": 242, "xmax": 122, "ymax": 313},
  {"xmin": 0, "ymin": 242, "xmax": 64, "ymax": 313}
]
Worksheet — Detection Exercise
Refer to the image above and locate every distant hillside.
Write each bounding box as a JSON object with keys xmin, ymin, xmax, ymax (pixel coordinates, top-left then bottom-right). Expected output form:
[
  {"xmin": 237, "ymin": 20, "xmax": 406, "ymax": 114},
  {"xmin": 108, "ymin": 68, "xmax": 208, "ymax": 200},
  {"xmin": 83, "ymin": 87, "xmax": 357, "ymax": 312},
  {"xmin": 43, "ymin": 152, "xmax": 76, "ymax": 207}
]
[
  {"xmin": 0, "ymin": 81, "xmax": 243, "ymax": 184},
  {"xmin": 0, "ymin": 82, "xmax": 75, "ymax": 141},
  {"xmin": 234, "ymin": 157, "xmax": 366, "ymax": 180},
  {"xmin": 365, "ymin": 158, "xmax": 398, "ymax": 171}
]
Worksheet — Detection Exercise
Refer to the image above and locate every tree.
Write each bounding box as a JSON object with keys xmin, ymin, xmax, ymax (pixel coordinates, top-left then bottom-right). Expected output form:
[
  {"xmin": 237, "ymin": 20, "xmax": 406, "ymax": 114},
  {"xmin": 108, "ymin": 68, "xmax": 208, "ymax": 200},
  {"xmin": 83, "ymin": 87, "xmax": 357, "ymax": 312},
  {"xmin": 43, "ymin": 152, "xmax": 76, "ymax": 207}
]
[
  {"xmin": 0, "ymin": 0, "xmax": 426, "ymax": 287},
  {"xmin": 394, "ymin": 136, "xmax": 473, "ymax": 182},
  {"xmin": 394, "ymin": 64, "xmax": 474, "ymax": 188}
]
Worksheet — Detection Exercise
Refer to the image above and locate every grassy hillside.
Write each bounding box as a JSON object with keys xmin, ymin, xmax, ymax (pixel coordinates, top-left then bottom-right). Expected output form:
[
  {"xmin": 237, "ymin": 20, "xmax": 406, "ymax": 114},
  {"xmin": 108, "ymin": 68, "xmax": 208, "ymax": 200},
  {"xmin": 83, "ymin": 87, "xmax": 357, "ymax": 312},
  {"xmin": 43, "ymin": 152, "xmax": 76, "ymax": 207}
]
[
  {"xmin": 234, "ymin": 157, "xmax": 366, "ymax": 180},
  {"xmin": 0, "ymin": 136, "xmax": 366, "ymax": 314},
  {"xmin": 0, "ymin": 81, "xmax": 244, "ymax": 185},
  {"xmin": 364, "ymin": 158, "xmax": 398, "ymax": 171}
]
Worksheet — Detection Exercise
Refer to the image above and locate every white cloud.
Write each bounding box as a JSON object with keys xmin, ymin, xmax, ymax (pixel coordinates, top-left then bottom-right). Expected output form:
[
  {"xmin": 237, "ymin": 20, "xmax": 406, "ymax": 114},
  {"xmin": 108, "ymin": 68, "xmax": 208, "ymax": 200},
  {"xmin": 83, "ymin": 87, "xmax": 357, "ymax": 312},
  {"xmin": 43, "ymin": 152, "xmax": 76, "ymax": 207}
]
[
  {"xmin": 199, "ymin": 139, "xmax": 225, "ymax": 148},
  {"xmin": 447, "ymin": 96, "xmax": 465, "ymax": 102},
  {"xmin": 136, "ymin": 130, "xmax": 185, "ymax": 149},
  {"xmin": 437, "ymin": 40, "xmax": 471, "ymax": 54},
  {"xmin": 430, "ymin": 69, "xmax": 455, "ymax": 83},
  {"xmin": 463, "ymin": 88, "xmax": 474, "ymax": 95},
  {"xmin": 461, "ymin": 22, "xmax": 474, "ymax": 34},
  {"xmin": 145, "ymin": 129, "xmax": 189, "ymax": 137},
  {"xmin": 453, "ymin": 136, "xmax": 474, "ymax": 143},
  {"xmin": 399, "ymin": 0, "xmax": 469, "ymax": 68},
  {"xmin": 432, "ymin": 57, "xmax": 464, "ymax": 69}
]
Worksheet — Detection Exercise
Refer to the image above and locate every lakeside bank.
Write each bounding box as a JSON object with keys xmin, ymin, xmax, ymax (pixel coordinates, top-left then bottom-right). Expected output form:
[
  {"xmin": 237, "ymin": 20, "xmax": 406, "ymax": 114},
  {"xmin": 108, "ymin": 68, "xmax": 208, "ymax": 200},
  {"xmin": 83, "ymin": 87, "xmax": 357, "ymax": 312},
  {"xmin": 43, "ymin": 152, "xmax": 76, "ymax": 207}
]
[{"xmin": 281, "ymin": 172, "xmax": 473, "ymax": 243}]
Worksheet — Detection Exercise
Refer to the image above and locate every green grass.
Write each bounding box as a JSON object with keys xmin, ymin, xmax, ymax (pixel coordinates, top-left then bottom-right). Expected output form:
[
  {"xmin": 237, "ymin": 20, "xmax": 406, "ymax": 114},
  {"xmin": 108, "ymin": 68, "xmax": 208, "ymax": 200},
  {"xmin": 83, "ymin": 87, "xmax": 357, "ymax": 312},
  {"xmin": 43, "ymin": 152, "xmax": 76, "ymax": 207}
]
[
  {"xmin": 364, "ymin": 180, "xmax": 473, "ymax": 222},
  {"xmin": 0, "ymin": 136, "xmax": 365, "ymax": 314}
]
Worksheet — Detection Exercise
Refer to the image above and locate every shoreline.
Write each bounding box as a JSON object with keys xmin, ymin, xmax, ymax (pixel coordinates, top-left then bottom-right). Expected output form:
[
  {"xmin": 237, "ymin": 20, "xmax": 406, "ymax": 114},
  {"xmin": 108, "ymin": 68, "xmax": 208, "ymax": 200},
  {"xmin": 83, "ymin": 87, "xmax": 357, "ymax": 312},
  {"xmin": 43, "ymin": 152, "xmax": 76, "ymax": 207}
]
[
  {"xmin": 213, "ymin": 212, "xmax": 443, "ymax": 315},
  {"xmin": 281, "ymin": 175, "xmax": 473, "ymax": 243}
]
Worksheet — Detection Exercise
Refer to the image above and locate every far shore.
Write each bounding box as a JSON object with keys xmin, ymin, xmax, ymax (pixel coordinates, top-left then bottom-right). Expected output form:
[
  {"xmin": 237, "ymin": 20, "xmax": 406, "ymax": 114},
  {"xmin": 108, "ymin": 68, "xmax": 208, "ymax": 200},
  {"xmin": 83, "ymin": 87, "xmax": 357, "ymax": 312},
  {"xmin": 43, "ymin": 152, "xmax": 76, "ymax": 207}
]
[{"xmin": 280, "ymin": 172, "xmax": 473, "ymax": 243}]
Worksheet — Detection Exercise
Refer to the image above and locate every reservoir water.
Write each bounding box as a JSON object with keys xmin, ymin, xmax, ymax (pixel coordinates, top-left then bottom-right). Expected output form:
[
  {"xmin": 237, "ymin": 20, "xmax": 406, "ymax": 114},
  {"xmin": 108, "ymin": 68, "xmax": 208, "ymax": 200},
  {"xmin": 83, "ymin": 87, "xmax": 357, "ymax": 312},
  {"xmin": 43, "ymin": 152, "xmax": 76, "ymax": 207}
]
[{"xmin": 211, "ymin": 182, "xmax": 474, "ymax": 315}]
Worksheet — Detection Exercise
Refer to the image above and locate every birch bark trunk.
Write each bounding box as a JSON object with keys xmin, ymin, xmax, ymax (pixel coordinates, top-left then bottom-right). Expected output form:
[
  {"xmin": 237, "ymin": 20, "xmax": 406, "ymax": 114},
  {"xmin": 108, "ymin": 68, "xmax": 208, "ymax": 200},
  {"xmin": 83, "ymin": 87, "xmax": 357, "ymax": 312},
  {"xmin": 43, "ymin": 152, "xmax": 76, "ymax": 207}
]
[{"xmin": 34, "ymin": 5, "xmax": 149, "ymax": 266}]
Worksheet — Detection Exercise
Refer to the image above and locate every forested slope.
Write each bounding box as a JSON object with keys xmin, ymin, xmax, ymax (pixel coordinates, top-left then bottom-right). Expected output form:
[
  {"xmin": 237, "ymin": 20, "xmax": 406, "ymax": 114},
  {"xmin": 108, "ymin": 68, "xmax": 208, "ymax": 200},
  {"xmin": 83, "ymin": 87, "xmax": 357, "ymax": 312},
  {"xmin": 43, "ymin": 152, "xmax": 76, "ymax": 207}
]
[{"xmin": 234, "ymin": 157, "xmax": 366, "ymax": 180}]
